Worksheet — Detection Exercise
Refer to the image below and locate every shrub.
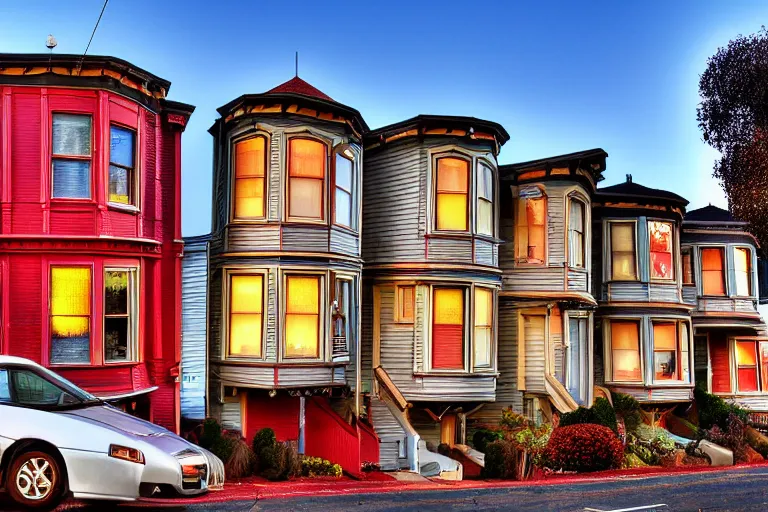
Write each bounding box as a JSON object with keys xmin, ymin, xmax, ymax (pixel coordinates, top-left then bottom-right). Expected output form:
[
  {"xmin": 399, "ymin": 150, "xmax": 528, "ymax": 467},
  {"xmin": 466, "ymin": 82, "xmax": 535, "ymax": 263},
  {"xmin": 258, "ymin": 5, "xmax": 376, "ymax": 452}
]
[
  {"xmin": 745, "ymin": 426, "xmax": 768, "ymax": 458},
  {"xmin": 225, "ymin": 437, "xmax": 256, "ymax": 478},
  {"xmin": 500, "ymin": 408, "xmax": 530, "ymax": 430},
  {"xmin": 559, "ymin": 398, "xmax": 618, "ymax": 433},
  {"xmin": 482, "ymin": 439, "xmax": 518, "ymax": 479},
  {"xmin": 361, "ymin": 461, "xmax": 381, "ymax": 472},
  {"xmin": 702, "ymin": 412, "xmax": 748, "ymax": 463},
  {"xmin": 302, "ymin": 456, "xmax": 343, "ymax": 477},
  {"xmin": 473, "ymin": 428, "xmax": 504, "ymax": 453},
  {"xmin": 514, "ymin": 423, "xmax": 552, "ymax": 468},
  {"xmin": 545, "ymin": 424, "xmax": 624, "ymax": 472},
  {"xmin": 252, "ymin": 428, "xmax": 278, "ymax": 473},
  {"xmin": 262, "ymin": 441, "xmax": 301, "ymax": 481},
  {"xmin": 695, "ymin": 386, "xmax": 748, "ymax": 430},
  {"xmin": 198, "ymin": 418, "xmax": 223, "ymax": 450},
  {"xmin": 210, "ymin": 434, "xmax": 237, "ymax": 465},
  {"xmin": 611, "ymin": 392, "xmax": 644, "ymax": 433}
]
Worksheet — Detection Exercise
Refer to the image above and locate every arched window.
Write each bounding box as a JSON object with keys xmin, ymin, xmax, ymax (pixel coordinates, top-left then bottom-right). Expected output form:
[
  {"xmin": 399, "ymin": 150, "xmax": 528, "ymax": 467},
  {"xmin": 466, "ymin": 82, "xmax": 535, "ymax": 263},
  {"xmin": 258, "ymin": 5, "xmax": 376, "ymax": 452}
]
[
  {"xmin": 334, "ymin": 149, "xmax": 354, "ymax": 228},
  {"xmin": 568, "ymin": 197, "xmax": 586, "ymax": 268},
  {"xmin": 233, "ymin": 136, "xmax": 266, "ymax": 219},
  {"xmin": 288, "ymin": 138, "xmax": 326, "ymax": 221},
  {"xmin": 435, "ymin": 157, "xmax": 469, "ymax": 231},
  {"xmin": 476, "ymin": 162, "xmax": 494, "ymax": 236},
  {"xmin": 515, "ymin": 187, "xmax": 547, "ymax": 265}
]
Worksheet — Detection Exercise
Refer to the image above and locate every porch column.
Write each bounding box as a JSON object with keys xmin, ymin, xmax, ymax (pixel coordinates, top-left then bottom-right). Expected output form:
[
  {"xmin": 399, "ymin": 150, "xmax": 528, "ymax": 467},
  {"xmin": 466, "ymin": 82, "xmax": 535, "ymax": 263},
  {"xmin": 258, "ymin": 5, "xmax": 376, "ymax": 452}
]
[{"xmin": 298, "ymin": 396, "xmax": 306, "ymax": 454}]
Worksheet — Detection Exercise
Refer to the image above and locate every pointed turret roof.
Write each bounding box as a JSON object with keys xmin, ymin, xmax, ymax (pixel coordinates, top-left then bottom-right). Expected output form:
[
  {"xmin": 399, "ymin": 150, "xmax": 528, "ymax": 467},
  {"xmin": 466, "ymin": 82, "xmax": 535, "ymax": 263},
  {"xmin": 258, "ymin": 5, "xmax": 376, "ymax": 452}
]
[{"xmin": 265, "ymin": 76, "xmax": 334, "ymax": 102}]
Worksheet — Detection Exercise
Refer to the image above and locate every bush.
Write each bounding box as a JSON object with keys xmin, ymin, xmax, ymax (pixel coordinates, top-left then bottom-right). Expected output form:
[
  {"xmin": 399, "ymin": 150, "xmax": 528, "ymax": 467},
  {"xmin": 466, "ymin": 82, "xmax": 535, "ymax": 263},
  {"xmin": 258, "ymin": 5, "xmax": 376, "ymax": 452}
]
[
  {"xmin": 302, "ymin": 456, "xmax": 343, "ymax": 477},
  {"xmin": 513, "ymin": 423, "xmax": 552, "ymax": 468},
  {"xmin": 545, "ymin": 424, "xmax": 624, "ymax": 472},
  {"xmin": 261, "ymin": 441, "xmax": 301, "ymax": 481},
  {"xmin": 702, "ymin": 412, "xmax": 748, "ymax": 463},
  {"xmin": 252, "ymin": 428, "xmax": 278, "ymax": 473},
  {"xmin": 199, "ymin": 418, "xmax": 223, "ymax": 450},
  {"xmin": 210, "ymin": 434, "xmax": 237, "ymax": 465},
  {"xmin": 225, "ymin": 437, "xmax": 256, "ymax": 478},
  {"xmin": 361, "ymin": 461, "xmax": 381, "ymax": 472},
  {"xmin": 695, "ymin": 386, "xmax": 748, "ymax": 430},
  {"xmin": 500, "ymin": 408, "xmax": 530, "ymax": 430},
  {"xmin": 611, "ymin": 392, "xmax": 644, "ymax": 433},
  {"xmin": 559, "ymin": 398, "xmax": 618, "ymax": 433},
  {"xmin": 482, "ymin": 439, "xmax": 518, "ymax": 479},
  {"xmin": 473, "ymin": 428, "xmax": 504, "ymax": 453}
]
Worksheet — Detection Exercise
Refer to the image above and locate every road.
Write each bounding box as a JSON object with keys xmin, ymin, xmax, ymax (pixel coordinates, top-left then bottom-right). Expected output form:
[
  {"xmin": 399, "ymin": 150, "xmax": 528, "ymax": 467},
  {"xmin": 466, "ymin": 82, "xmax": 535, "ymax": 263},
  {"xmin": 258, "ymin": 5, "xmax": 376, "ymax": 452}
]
[{"xmin": 3, "ymin": 466, "xmax": 768, "ymax": 511}]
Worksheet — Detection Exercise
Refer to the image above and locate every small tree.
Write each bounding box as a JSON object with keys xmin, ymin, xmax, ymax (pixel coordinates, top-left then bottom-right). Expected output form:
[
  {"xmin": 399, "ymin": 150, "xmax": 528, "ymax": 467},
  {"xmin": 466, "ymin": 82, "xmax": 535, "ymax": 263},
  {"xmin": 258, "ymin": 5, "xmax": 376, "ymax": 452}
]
[{"xmin": 698, "ymin": 27, "xmax": 768, "ymax": 248}]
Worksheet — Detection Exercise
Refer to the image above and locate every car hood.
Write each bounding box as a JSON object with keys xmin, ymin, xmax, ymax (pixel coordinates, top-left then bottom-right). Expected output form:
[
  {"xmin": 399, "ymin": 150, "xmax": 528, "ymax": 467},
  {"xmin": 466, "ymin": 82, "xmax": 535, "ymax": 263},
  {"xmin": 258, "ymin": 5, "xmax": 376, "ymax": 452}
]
[{"xmin": 59, "ymin": 405, "xmax": 194, "ymax": 454}]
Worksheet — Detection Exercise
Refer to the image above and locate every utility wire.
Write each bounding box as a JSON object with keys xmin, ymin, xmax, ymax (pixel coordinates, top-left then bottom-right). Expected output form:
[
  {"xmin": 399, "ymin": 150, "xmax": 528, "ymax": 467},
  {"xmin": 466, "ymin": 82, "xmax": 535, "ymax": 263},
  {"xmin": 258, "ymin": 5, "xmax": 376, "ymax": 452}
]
[{"xmin": 77, "ymin": 0, "xmax": 109, "ymax": 74}]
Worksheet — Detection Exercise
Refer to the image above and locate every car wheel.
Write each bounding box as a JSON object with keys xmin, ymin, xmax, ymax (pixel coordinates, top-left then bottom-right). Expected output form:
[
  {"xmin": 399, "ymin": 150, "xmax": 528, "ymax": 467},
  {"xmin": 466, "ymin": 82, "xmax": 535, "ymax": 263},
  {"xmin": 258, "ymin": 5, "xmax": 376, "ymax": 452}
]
[{"xmin": 6, "ymin": 450, "xmax": 64, "ymax": 510}]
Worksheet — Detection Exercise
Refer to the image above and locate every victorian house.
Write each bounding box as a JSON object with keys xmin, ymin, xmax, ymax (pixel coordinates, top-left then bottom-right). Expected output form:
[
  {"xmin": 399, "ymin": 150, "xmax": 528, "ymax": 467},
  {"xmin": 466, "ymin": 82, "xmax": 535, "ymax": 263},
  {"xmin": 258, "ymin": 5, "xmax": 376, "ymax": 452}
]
[
  {"xmin": 190, "ymin": 76, "xmax": 377, "ymax": 474},
  {"xmin": 360, "ymin": 115, "xmax": 509, "ymax": 471},
  {"xmin": 0, "ymin": 53, "xmax": 193, "ymax": 432},
  {"xmin": 592, "ymin": 176, "xmax": 695, "ymax": 404},
  {"xmin": 681, "ymin": 205, "xmax": 768, "ymax": 410}
]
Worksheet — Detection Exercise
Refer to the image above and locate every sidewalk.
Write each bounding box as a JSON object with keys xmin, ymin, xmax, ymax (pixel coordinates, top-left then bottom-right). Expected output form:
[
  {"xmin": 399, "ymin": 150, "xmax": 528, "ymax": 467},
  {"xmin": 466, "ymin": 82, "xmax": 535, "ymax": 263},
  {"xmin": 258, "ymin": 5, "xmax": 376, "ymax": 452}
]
[{"xmin": 135, "ymin": 461, "xmax": 768, "ymax": 506}]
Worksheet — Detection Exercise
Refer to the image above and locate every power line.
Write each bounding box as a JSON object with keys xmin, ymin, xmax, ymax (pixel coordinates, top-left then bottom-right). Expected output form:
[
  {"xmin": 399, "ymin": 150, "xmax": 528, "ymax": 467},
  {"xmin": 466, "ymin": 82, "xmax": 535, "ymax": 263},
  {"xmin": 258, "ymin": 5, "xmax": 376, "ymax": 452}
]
[{"xmin": 77, "ymin": 0, "xmax": 109, "ymax": 74}]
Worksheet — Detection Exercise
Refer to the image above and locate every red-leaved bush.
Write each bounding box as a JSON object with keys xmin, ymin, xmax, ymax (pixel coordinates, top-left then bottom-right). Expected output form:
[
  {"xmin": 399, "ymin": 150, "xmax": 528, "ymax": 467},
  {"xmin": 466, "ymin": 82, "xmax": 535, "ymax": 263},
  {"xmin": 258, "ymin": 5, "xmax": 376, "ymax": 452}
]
[{"xmin": 545, "ymin": 423, "xmax": 624, "ymax": 472}]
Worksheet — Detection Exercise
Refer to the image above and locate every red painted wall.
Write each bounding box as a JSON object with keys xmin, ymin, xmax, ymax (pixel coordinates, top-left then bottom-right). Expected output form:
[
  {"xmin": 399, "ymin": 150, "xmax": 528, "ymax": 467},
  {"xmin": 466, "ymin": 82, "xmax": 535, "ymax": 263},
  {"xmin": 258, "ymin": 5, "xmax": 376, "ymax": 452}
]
[
  {"xmin": 305, "ymin": 397, "xmax": 363, "ymax": 475},
  {"xmin": 710, "ymin": 332, "xmax": 731, "ymax": 394},
  {"xmin": 244, "ymin": 392, "xmax": 300, "ymax": 443},
  {"xmin": 359, "ymin": 421, "xmax": 380, "ymax": 466},
  {"xmin": 0, "ymin": 84, "xmax": 188, "ymax": 433}
]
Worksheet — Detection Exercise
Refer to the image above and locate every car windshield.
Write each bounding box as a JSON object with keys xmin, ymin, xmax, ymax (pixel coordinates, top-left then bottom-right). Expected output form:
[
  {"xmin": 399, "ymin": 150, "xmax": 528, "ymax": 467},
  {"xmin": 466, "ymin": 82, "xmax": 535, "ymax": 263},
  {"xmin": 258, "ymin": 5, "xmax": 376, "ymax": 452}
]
[{"xmin": 0, "ymin": 365, "xmax": 100, "ymax": 410}]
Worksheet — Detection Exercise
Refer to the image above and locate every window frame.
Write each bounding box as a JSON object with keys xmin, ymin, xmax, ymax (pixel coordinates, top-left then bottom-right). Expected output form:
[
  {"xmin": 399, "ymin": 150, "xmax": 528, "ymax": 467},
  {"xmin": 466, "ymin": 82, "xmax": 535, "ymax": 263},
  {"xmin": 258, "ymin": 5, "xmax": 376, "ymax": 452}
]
[
  {"xmin": 604, "ymin": 318, "xmax": 643, "ymax": 384},
  {"xmin": 650, "ymin": 320, "xmax": 690, "ymax": 384},
  {"xmin": 733, "ymin": 338, "xmax": 764, "ymax": 393},
  {"xmin": 281, "ymin": 271, "xmax": 325, "ymax": 361},
  {"xmin": 107, "ymin": 123, "xmax": 138, "ymax": 210},
  {"xmin": 432, "ymin": 154, "xmax": 471, "ymax": 233},
  {"xmin": 733, "ymin": 246, "xmax": 753, "ymax": 298},
  {"xmin": 699, "ymin": 246, "xmax": 727, "ymax": 297},
  {"xmin": 475, "ymin": 160, "xmax": 495, "ymax": 238},
  {"xmin": 394, "ymin": 284, "xmax": 416, "ymax": 324},
  {"xmin": 223, "ymin": 268, "xmax": 268, "ymax": 361},
  {"xmin": 332, "ymin": 146, "xmax": 356, "ymax": 230},
  {"xmin": 231, "ymin": 133, "xmax": 269, "ymax": 222},
  {"xmin": 286, "ymin": 136, "xmax": 329, "ymax": 224},
  {"xmin": 514, "ymin": 186, "xmax": 548, "ymax": 267},
  {"xmin": 648, "ymin": 219, "xmax": 676, "ymax": 282},
  {"xmin": 567, "ymin": 194, "xmax": 587, "ymax": 269},
  {"xmin": 564, "ymin": 312, "xmax": 591, "ymax": 405},
  {"xmin": 331, "ymin": 274, "xmax": 355, "ymax": 356},
  {"xmin": 472, "ymin": 286, "xmax": 495, "ymax": 371},
  {"xmin": 50, "ymin": 112, "xmax": 94, "ymax": 201},
  {"xmin": 681, "ymin": 246, "xmax": 695, "ymax": 286},
  {"xmin": 103, "ymin": 266, "xmax": 139, "ymax": 364},
  {"xmin": 427, "ymin": 284, "xmax": 469, "ymax": 373},
  {"xmin": 606, "ymin": 220, "xmax": 639, "ymax": 282},
  {"xmin": 48, "ymin": 264, "xmax": 94, "ymax": 366}
]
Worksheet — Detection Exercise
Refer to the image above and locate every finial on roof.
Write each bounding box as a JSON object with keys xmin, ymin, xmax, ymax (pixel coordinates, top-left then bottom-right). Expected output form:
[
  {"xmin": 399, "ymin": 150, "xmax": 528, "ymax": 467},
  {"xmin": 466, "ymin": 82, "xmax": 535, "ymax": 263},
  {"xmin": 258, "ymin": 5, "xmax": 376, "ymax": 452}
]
[
  {"xmin": 626, "ymin": 174, "xmax": 632, "ymax": 183},
  {"xmin": 295, "ymin": 51, "xmax": 298, "ymax": 78}
]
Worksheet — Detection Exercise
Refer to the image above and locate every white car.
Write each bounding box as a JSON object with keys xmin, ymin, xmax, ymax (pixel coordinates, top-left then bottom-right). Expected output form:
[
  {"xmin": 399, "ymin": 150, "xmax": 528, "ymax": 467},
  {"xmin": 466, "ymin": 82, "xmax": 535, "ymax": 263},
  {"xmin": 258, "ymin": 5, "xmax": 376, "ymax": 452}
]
[{"xmin": 0, "ymin": 356, "xmax": 224, "ymax": 510}]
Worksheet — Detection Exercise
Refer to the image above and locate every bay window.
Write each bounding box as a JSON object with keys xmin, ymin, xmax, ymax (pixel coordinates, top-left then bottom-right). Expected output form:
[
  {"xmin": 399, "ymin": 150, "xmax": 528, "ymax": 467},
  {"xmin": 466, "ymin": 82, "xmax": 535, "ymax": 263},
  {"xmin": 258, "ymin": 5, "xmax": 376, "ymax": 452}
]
[
  {"xmin": 233, "ymin": 136, "xmax": 267, "ymax": 219},
  {"xmin": 652, "ymin": 321, "xmax": 689, "ymax": 382},
  {"xmin": 610, "ymin": 223, "xmax": 637, "ymax": 280},
  {"xmin": 432, "ymin": 288, "xmax": 465, "ymax": 370},
  {"xmin": 473, "ymin": 288, "xmax": 493, "ymax": 368},
  {"xmin": 735, "ymin": 247, "xmax": 752, "ymax": 296},
  {"xmin": 285, "ymin": 275, "xmax": 321, "ymax": 358},
  {"xmin": 50, "ymin": 267, "xmax": 92, "ymax": 364},
  {"xmin": 610, "ymin": 321, "xmax": 641, "ymax": 382},
  {"xmin": 108, "ymin": 125, "xmax": 136, "ymax": 206},
  {"xmin": 476, "ymin": 163, "xmax": 494, "ymax": 236},
  {"xmin": 104, "ymin": 268, "xmax": 137, "ymax": 362},
  {"xmin": 682, "ymin": 248, "xmax": 694, "ymax": 285},
  {"xmin": 334, "ymin": 152, "xmax": 354, "ymax": 228},
  {"xmin": 288, "ymin": 139, "xmax": 326, "ymax": 221},
  {"xmin": 228, "ymin": 274, "xmax": 264, "ymax": 357},
  {"xmin": 701, "ymin": 248, "xmax": 726, "ymax": 296},
  {"xmin": 515, "ymin": 195, "xmax": 547, "ymax": 264},
  {"xmin": 435, "ymin": 157, "xmax": 469, "ymax": 231},
  {"xmin": 52, "ymin": 114, "xmax": 92, "ymax": 199},
  {"xmin": 649, "ymin": 221, "xmax": 674, "ymax": 280},
  {"xmin": 568, "ymin": 199, "xmax": 585, "ymax": 268},
  {"xmin": 395, "ymin": 285, "xmax": 415, "ymax": 324},
  {"xmin": 332, "ymin": 278, "xmax": 352, "ymax": 356}
]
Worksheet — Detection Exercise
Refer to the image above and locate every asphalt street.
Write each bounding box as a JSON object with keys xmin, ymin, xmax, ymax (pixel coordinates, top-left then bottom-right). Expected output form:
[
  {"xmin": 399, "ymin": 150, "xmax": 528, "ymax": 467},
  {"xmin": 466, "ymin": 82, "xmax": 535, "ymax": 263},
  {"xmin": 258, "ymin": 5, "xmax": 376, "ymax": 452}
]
[{"xmin": 3, "ymin": 466, "xmax": 768, "ymax": 511}]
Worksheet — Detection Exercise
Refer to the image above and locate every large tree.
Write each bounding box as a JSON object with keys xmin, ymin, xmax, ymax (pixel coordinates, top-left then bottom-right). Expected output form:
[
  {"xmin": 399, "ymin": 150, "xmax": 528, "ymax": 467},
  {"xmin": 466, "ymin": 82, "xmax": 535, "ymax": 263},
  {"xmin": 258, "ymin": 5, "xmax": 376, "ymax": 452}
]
[{"xmin": 698, "ymin": 27, "xmax": 768, "ymax": 249}]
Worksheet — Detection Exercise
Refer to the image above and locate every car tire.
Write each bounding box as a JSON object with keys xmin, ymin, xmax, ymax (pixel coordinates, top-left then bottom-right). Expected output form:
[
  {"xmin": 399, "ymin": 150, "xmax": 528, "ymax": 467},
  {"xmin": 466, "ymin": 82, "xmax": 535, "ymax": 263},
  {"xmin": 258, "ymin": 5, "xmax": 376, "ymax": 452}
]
[{"xmin": 6, "ymin": 450, "xmax": 64, "ymax": 510}]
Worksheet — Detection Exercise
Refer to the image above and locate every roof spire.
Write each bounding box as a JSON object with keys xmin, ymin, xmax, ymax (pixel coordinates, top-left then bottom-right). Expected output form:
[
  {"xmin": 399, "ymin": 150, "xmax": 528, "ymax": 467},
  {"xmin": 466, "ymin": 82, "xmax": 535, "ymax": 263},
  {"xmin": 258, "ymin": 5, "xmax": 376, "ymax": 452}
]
[
  {"xmin": 295, "ymin": 51, "xmax": 298, "ymax": 77},
  {"xmin": 626, "ymin": 174, "xmax": 632, "ymax": 183}
]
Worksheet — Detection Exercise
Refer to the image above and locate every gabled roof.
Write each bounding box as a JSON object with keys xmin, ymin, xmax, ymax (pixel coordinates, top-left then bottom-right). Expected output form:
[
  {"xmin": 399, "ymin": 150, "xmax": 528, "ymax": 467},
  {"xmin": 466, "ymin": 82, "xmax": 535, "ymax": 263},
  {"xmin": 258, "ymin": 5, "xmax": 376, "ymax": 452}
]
[
  {"xmin": 265, "ymin": 76, "xmax": 334, "ymax": 102},
  {"xmin": 684, "ymin": 204, "xmax": 747, "ymax": 225},
  {"xmin": 596, "ymin": 176, "xmax": 688, "ymax": 206}
]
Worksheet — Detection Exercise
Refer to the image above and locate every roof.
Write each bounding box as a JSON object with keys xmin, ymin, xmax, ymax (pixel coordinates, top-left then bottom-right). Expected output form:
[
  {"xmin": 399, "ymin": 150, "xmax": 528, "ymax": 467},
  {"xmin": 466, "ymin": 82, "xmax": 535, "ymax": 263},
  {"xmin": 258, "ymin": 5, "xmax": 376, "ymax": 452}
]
[
  {"xmin": 504, "ymin": 148, "xmax": 608, "ymax": 173},
  {"xmin": 365, "ymin": 114, "xmax": 510, "ymax": 148},
  {"xmin": 265, "ymin": 76, "xmax": 334, "ymax": 102},
  {"xmin": 684, "ymin": 204, "xmax": 747, "ymax": 225},
  {"xmin": 596, "ymin": 176, "xmax": 688, "ymax": 206}
]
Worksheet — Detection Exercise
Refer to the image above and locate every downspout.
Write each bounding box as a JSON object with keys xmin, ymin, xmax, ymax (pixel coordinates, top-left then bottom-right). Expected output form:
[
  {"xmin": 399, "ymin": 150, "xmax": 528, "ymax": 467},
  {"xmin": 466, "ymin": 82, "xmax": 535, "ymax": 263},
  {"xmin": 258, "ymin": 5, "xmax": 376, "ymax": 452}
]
[{"xmin": 298, "ymin": 396, "xmax": 306, "ymax": 455}]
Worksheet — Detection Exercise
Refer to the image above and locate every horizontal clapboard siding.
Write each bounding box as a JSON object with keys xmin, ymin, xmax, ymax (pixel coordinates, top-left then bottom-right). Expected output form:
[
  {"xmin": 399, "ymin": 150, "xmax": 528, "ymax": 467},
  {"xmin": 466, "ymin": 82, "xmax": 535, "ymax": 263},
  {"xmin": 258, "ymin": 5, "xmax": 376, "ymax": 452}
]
[
  {"xmin": 277, "ymin": 367, "xmax": 337, "ymax": 387},
  {"xmin": 682, "ymin": 286, "xmax": 697, "ymax": 305},
  {"xmin": 649, "ymin": 283, "xmax": 680, "ymax": 302},
  {"xmin": 427, "ymin": 237, "xmax": 472, "ymax": 262},
  {"xmin": 214, "ymin": 364, "xmax": 275, "ymax": 387},
  {"xmin": 503, "ymin": 267, "xmax": 564, "ymax": 292},
  {"xmin": 524, "ymin": 314, "xmax": 546, "ymax": 392},
  {"xmin": 227, "ymin": 225, "xmax": 280, "ymax": 251},
  {"xmin": 475, "ymin": 239, "xmax": 495, "ymax": 266},
  {"xmin": 610, "ymin": 385, "xmax": 693, "ymax": 403},
  {"xmin": 607, "ymin": 282, "xmax": 648, "ymax": 301},
  {"xmin": 282, "ymin": 226, "xmax": 329, "ymax": 252},
  {"xmin": 370, "ymin": 399, "xmax": 407, "ymax": 470},
  {"xmin": 330, "ymin": 226, "xmax": 360, "ymax": 256},
  {"xmin": 567, "ymin": 269, "xmax": 588, "ymax": 291},
  {"xmin": 180, "ymin": 236, "xmax": 209, "ymax": 420}
]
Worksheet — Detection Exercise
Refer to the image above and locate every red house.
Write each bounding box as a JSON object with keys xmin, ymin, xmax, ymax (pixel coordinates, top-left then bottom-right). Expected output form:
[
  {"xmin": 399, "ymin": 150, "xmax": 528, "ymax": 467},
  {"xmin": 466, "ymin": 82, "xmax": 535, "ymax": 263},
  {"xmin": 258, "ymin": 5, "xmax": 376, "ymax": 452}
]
[{"xmin": 0, "ymin": 54, "xmax": 193, "ymax": 432}]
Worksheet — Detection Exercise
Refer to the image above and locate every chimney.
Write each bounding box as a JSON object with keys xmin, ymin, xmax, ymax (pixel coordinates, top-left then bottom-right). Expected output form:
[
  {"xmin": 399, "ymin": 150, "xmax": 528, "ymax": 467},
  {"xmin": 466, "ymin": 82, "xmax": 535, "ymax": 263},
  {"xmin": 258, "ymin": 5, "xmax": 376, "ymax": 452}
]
[{"xmin": 626, "ymin": 174, "xmax": 632, "ymax": 183}]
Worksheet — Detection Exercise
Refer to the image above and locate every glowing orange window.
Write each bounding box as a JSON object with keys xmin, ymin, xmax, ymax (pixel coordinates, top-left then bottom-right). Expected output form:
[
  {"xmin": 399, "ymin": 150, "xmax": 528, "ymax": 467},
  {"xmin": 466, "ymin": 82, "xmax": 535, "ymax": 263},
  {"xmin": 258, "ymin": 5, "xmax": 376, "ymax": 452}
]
[
  {"xmin": 515, "ymin": 196, "xmax": 547, "ymax": 264},
  {"xmin": 234, "ymin": 136, "xmax": 266, "ymax": 219},
  {"xmin": 737, "ymin": 340, "xmax": 759, "ymax": 392},
  {"xmin": 229, "ymin": 275, "xmax": 264, "ymax": 357},
  {"xmin": 701, "ymin": 248, "xmax": 726, "ymax": 296},
  {"xmin": 611, "ymin": 321, "xmax": 641, "ymax": 382},
  {"xmin": 288, "ymin": 139, "xmax": 326, "ymax": 220},
  {"xmin": 285, "ymin": 275, "xmax": 321, "ymax": 358},
  {"xmin": 432, "ymin": 288, "xmax": 465, "ymax": 369},
  {"xmin": 435, "ymin": 158, "xmax": 469, "ymax": 231}
]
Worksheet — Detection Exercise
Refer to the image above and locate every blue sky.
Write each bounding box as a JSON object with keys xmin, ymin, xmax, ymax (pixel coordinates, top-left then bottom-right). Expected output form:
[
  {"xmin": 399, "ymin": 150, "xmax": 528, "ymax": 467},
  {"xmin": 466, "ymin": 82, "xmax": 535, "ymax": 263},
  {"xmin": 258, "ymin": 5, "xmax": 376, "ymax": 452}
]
[{"xmin": 1, "ymin": 1, "xmax": 767, "ymax": 237}]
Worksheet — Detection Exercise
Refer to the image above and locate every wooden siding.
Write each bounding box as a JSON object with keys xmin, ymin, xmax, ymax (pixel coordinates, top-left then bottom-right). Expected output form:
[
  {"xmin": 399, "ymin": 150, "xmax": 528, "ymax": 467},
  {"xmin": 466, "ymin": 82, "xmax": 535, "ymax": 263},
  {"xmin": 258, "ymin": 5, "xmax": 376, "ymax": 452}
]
[
  {"xmin": 181, "ymin": 236, "xmax": 209, "ymax": 420},
  {"xmin": 369, "ymin": 398, "xmax": 407, "ymax": 470},
  {"xmin": 710, "ymin": 332, "xmax": 731, "ymax": 394},
  {"xmin": 609, "ymin": 386, "xmax": 693, "ymax": 402},
  {"xmin": 427, "ymin": 237, "xmax": 473, "ymax": 263},
  {"xmin": 475, "ymin": 239, "xmax": 496, "ymax": 267},
  {"xmin": 227, "ymin": 225, "xmax": 281, "ymax": 251},
  {"xmin": 682, "ymin": 286, "xmax": 697, "ymax": 305},
  {"xmin": 523, "ymin": 314, "xmax": 547, "ymax": 393}
]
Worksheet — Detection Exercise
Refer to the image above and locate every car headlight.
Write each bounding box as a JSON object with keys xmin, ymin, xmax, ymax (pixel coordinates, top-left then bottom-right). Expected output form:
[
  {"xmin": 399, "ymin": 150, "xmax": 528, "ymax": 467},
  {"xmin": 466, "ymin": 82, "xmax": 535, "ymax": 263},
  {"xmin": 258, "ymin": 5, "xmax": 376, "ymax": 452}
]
[{"xmin": 109, "ymin": 444, "xmax": 145, "ymax": 464}]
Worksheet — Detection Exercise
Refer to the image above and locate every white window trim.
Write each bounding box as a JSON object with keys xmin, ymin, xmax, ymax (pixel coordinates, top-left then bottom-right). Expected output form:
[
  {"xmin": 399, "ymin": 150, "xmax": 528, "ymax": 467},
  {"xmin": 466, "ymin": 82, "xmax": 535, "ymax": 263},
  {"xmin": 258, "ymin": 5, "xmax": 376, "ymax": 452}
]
[
  {"xmin": 222, "ymin": 268, "xmax": 269, "ymax": 361},
  {"xmin": 471, "ymin": 286, "xmax": 496, "ymax": 372},
  {"xmin": 604, "ymin": 219, "xmax": 640, "ymax": 283},
  {"xmin": 697, "ymin": 244, "xmax": 728, "ymax": 298},
  {"xmin": 649, "ymin": 318, "xmax": 692, "ymax": 385},
  {"xmin": 565, "ymin": 191, "xmax": 590, "ymax": 270},
  {"xmin": 513, "ymin": 184, "xmax": 549, "ymax": 267},
  {"xmin": 284, "ymin": 134, "xmax": 332, "ymax": 225},
  {"xmin": 603, "ymin": 316, "xmax": 645, "ymax": 385},
  {"xmin": 103, "ymin": 266, "xmax": 139, "ymax": 364},
  {"xmin": 107, "ymin": 123, "xmax": 141, "ymax": 212},
  {"xmin": 732, "ymin": 245, "xmax": 755, "ymax": 298},
  {"xmin": 729, "ymin": 336, "xmax": 768, "ymax": 395},
  {"xmin": 332, "ymin": 145, "xmax": 359, "ymax": 232},
  {"xmin": 279, "ymin": 269, "xmax": 327, "ymax": 362},
  {"xmin": 647, "ymin": 218, "xmax": 677, "ymax": 283}
]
